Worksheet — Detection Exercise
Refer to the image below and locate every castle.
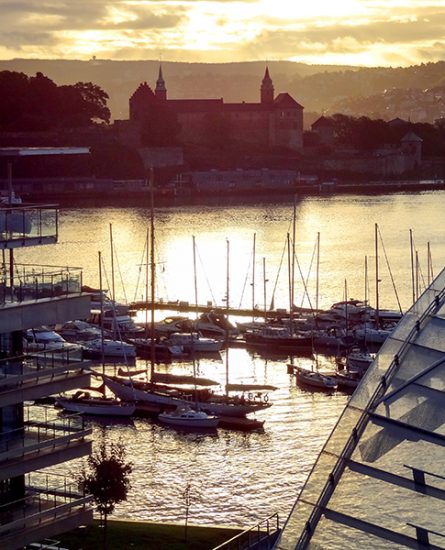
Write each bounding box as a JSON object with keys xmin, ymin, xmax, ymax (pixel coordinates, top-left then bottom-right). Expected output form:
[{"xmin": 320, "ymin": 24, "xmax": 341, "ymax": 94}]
[{"xmin": 117, "ymin": 66, "xmax": 304, "ymax": 152}]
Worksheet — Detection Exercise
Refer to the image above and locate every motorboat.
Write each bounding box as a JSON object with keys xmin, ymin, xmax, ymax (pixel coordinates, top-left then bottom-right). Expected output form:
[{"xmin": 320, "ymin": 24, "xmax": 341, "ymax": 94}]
[
  {"xmin": 245, "ymin": 326, "xmax": 313, "ymax": 354},
  {"xmin": 81, "ymin": 338, "xmax": 136, "ymax": 359},
  {"xmin": 158, "ymin": 405, "xmax": 219, "ymax": 429},
  {"xmin": 293, "ymin": 365, "xmax": 338, "ymax": 391},
  {"xmin": 152, "ymin": 315, "xmax": 194, "ymax": 336},
  {"xmin": 23, "ymin": 327, "xmax": 83, "ymax": 355},
  {"xmin": 128, "ymin": 336, "xmax": 183, "ymax": 358},
  {"xmin": 55, "ymin": 393, "xmax": 136, "ymax": 416},
  {"xmin": 167, "ymin": 332, "xmax": 223, "ymax": 353},
  {"xmin": 337, "ymin": 349, "xmax": 375, "ymax": 374},
  {"xmin": 194, "ymin": 310, "xmax": 238, "ymax": 338},
  {"xmin": 56, "ymin": 320, "xmax": 105, "ymax": 342},
  {"xmin": 88, "ymin": 308, "xmax": 144, "ymax": 338},
  {"xmin": 354, "ymin": 324, "xmax": 394, "ymax": 345}
]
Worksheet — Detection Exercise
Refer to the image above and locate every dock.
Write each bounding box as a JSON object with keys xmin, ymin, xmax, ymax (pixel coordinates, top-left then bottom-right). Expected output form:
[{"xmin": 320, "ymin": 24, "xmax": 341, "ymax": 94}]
[{"xmin": 129, "ymin": 300, "xmax": 314, "ymax": 319}]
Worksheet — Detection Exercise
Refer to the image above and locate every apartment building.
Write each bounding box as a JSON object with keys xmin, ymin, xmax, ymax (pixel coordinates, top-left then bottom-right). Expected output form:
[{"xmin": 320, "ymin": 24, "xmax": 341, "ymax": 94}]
[{"xmin": 0, "ymin": 147, "xmax": 93, "ymax": 549}]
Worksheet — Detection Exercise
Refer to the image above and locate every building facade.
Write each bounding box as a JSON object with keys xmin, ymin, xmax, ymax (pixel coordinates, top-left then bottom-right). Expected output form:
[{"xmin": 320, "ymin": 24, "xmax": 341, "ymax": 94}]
[
  {"xmin": 122, "ymin": 66, "xmax": 304, "ymax": 152},
  {"xmin": 0, "ymin": 148, "xmax": 93, "ymax": 549}
]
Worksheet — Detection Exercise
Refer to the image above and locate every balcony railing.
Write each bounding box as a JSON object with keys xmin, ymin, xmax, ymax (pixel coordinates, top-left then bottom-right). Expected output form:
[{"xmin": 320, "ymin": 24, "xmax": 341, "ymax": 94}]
[
  {"xmin": 0, "ymin": 405, "xmax": 91, "ymax": 459},
  {"xmin": 0, "ymin": 263, "xmax": 83, "ymax": 305},
  {"xmin": 0, "ymin": 352, "xmax": 90, "ymax": 393},
  {"xmin": 0, "ymin": 471, "xmax": 91, "ymax": 536},
  {"xmin": 0, "ymin": 204, "xmax": 58, "ymax": 249}
]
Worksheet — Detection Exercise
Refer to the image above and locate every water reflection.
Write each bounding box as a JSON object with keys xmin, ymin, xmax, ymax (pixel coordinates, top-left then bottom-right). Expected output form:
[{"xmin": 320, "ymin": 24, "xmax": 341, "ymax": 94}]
[{"xmin": 32, "ymin": 192, "xmax": 445, "ymax": 527}]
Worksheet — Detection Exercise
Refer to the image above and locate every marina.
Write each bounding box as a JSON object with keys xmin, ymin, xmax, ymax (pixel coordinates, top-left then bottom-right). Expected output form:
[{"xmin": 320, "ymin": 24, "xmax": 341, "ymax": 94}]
[{"xmin": 16, "ymin": 190, "xmax": 445, "ymax": 528}]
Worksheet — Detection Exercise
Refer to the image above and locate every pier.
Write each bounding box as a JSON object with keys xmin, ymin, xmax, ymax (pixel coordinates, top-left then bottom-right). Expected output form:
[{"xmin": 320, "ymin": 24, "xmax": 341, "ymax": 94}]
[{"xmin": 129, "ymin": 299, "xmax": 314, "ymax": 319}]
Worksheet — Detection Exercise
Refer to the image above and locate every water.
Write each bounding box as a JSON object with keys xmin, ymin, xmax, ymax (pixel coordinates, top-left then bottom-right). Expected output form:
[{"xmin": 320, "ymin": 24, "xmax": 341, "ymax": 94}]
[{"xmin": 20, "ymin": 191, "xmax": 445, "ymax": 527}]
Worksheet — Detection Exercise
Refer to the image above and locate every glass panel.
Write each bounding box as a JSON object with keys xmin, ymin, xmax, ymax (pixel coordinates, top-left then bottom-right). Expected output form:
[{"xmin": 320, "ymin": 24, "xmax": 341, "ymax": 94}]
[
  {"xmin": 328, "ymin": 469, "xmax": 445, "ymax": 539},
  {"xmin": 349, "ymin": 337, "xmax": 401, "ymax": 409},
  {"xmin": 375, "ymin": 383, "xmax": 445, "ymax": 434},
  {"xmin": 275, "ymin": 500, "xmax": 314, "ymax": 550},
  {"xmin": 293, "ymin": 451, "xmax": 338, "ymax": 505},
  {"xmin": 384, "ymin": 344, "xmax": 444, "ymax": 391},
  {"xmin": 352, "ymin": 420, "xmax": 445, "ymax": 491},
  {"xmin": 412, "ymin": 316, "xmax": 445, "ymax": 352},
  {"xmin": 324, "ymin": 406, "xmax": 363, "ymax": 457},
  {"xmin": 309, "ymin": 515, "xmax": 408, "ymax": 550}
]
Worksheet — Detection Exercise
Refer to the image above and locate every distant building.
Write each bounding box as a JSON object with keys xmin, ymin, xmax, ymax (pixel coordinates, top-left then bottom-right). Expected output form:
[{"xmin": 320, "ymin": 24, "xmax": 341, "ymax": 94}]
[
  {"xmin": 116, "ymin": 66, "xmax": 304, "ymax": 153},
  {"xmin": 400, "ymin": 131, "xmax": 423, "ymax": 168},
  {"xmin": 311, "ymin": 115, "xmax": 335, "ymax": 146}
]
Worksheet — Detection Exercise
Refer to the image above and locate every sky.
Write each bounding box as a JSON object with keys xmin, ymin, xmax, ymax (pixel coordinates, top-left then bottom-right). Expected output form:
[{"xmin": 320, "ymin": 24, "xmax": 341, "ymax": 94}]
[{"xmin": 1, "ymin": 0, "xmax": 445, "ymax": 67}]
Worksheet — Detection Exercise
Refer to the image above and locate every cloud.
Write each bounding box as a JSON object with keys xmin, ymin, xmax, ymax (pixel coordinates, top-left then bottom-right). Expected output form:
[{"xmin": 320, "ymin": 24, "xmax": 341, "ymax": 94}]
[{"xmin": 0, "ymin": 0, "xmax": 444, "ymax": 65}]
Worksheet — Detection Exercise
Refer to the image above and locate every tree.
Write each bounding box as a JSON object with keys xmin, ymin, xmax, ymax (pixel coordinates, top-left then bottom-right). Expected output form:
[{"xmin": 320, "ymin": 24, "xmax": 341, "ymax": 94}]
[{"xmin": 78, "ymin": 437, "xmax": 132, "ymax": 549}]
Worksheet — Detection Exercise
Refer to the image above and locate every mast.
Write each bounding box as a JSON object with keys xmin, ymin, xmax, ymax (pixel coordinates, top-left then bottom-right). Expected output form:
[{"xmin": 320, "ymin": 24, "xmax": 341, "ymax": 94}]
[
  {"xmin": 98, "ymin": 251, "xmax": 105, "ymax": 369},
  {"xmin": 415, "ymin": 250, "xmax": 419, "ymax": 301},
  {"xmin": 290, "ymin": 199, "xmax": 297, "ymax": 335},
  {"xmin": 109, "ymin": 223, "xmax": 115, "ymax": 305},
  {"xmin": 252, "ymin": 233, "xmax": 256, "ymax": 321},
  {"xmin": 225, "ymin": 239, "xmax": 230, "ymax": 397},
  {"xmin": 287, "ymin": 233, "xmax": 292, "ymax": 322},
  {"xmin": 192, "ymin": 235, "xmax": 198, "ymax": 408},
  {"xmin": 149, "ymin": 168, "xmax": 156, "ymax": 381},
  {"xmin": 427, "ymin": 241, "xmax": 433, "ymax": 285},
  {"xmin": 375, "ymin": 223, "xmax": 380, "ymax": 329},
  {"xmin": 192, "ymin": 235, "xmax": 198, "ymax": 319},
  {"xmin": 316, "ymin": 232, "xmax": 320, "ymax": 313},
  {"xmin": 263, "ymin": 257, "xmax": 268, "ymax": 320},
  {"xmin": 409, "ymin": 229, "xmax": 415, "ymax": 305},
  {"xmin": 364, "ymin": 255, "xmax": 368, "ymax": 306}
]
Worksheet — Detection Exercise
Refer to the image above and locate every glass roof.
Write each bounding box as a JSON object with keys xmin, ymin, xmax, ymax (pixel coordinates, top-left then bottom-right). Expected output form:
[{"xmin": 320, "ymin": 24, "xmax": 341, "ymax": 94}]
[{"xmin": 275, "ymin": 268, "xmax": 445, "ymax": 549}]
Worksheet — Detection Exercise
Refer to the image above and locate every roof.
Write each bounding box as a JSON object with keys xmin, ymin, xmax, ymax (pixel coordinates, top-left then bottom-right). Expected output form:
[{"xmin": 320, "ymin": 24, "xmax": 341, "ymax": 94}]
[
  {"xmin": 312, "ymin": 115, "xmax": 334, "ymax": 129},
  {"xmin": 401, "ymin": 131, "xmax": 423, "ymax": 142},
  {"xmin": 130, "ymin": 82, "xmax": 155, "ymax": 102},
  {"xmin": 0, "ymin": 147, "xmax": 90, "ymax": 157},
  {"xmin": 388, "ymin": 117, "xmax": 407, "ymax": 127},
  {"xmin": 167, "ymin": 99, "xmax": 224, "ymax": 113},
  {"xmin": 275, "ymin": 267, "xmax": 445, "ymax": 549},
  {"xmin": 274, "ymin": 93, "xmax": 304, "ymax": 110}
]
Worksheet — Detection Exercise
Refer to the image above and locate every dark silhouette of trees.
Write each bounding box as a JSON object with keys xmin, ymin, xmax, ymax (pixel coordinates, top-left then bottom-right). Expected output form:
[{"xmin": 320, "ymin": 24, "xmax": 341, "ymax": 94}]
[
  {"xmin": 0, "ymin": 70, "xmax": 110, "ymax": 130},
  {"xmin": 78, "ymin": 438, "xmax": 132, "ymax": 550}
]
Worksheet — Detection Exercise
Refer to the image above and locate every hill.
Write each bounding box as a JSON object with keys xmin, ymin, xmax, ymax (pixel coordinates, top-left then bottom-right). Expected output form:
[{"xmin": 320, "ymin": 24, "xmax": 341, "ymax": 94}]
[{"xmin": 1, "ymin": 59, "xmax": 444, "ymax": 123}]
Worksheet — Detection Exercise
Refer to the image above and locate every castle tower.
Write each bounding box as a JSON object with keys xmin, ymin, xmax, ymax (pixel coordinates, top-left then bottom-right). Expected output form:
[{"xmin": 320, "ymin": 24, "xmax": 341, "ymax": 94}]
[
  {"xmin": 155, "ymin": 64, "xmax": 167, "ymax": 102},
  {"xmin": 261, "ymin": 66, "xmax": 274, "ymax": 104},
  {"xmin": 129, "ymin": 81, "xmax": 156, "ymax": 120}
]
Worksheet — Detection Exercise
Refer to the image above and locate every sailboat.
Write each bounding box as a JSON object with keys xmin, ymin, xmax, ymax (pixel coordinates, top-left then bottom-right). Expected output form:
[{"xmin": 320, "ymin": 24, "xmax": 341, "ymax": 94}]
[
  {"xmin": 158, "ymin": 236, "xmax": 220, "ymax": 430},
  {"xmin": 104, "ymin": 174, "xmax": 271, "ymax": 418}
]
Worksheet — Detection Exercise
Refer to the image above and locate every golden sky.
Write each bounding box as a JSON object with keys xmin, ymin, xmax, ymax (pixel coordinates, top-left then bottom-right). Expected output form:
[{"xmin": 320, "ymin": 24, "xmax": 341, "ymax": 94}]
[{"xmin": 1, "ymin": 0, "xmax": 444, "ymax": 66}]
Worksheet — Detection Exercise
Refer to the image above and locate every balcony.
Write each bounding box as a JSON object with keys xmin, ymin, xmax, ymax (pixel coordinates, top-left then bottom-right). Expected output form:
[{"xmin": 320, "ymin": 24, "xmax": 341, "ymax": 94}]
[
  {"xmin": 0, "ymin": 263, "xmax": 91, "ymax": 332},
  {"xmin": 0, "ymin": 205, "xmax": 58, "ymax": 250},
  {"xmin": 0, "ymin": 405, "xmax": 92, "ymax": 478},
  {"xmin": 0, "ymin": 353, "xmax": 91, "ymax": 407},
  {"xmin": 0, "ymin": 472, "xmax": 92, "ymax": 550}
]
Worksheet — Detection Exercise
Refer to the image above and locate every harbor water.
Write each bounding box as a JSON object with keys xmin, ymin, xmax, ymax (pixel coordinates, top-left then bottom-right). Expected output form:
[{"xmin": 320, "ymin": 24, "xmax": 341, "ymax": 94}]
[{"xmin": 19, "ymin": 191, "xmax": 445, "ymax": 527}]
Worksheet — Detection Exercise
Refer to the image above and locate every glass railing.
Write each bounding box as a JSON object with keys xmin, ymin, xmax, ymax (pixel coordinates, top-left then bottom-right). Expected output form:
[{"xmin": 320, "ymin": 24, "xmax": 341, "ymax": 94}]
[
  {"xmin": 0, "ymin": 352, "xmax": 90, "ymax": 392},
  {"xmin": 0, "ymin": 405, "xmax": 90, "ymax": 456},
  {"xmin": 0, "ymin": 204, "xmax": 58, "ymax": 247},
  {"xmin": 0, "ymin": 471, "xmax": 91, "ymax": 535},
  {"xmin": 0, "ymin": 263, "xmax": 83, "ymax": 305}
]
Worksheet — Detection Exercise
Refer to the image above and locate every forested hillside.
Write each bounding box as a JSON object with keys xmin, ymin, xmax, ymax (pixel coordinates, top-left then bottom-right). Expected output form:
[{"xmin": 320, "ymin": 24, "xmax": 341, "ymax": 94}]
[{"xmin": 0, "ymin": 59, "xmax": 444, "ymax": 123}]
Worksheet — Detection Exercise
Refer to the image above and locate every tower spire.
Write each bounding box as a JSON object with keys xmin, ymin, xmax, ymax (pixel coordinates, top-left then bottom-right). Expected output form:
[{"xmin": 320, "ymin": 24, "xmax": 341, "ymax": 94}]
[
  {"xmin": 155, "ymin": 63, "xmax": 167, "ymax": 101},
  {"xmin": 261, "ymin": 65, "xmax": 274, "ymax": 104}
]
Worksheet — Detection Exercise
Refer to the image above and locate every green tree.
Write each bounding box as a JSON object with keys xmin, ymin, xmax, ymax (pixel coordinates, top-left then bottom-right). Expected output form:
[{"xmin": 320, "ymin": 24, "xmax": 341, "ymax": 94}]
[{"xmin": 78, "ymin": 437, "xmax": 132, "ymax": 550}]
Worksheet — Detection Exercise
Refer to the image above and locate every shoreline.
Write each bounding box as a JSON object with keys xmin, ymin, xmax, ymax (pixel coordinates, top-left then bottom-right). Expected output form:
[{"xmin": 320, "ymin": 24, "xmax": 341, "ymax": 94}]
[{"xmin": 2, "ymin": 177, "xmax": 445, "ymax": 208}]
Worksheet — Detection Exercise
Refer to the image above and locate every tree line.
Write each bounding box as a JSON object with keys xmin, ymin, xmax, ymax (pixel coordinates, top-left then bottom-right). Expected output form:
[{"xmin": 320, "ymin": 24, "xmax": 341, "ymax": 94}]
[
  {"xmin": 0, "ymin": 70, "xmax": 110, "ymax": 130},
  {"xmin": 307, "ymin": 114, "xmax": 445, "ymax": 156}
]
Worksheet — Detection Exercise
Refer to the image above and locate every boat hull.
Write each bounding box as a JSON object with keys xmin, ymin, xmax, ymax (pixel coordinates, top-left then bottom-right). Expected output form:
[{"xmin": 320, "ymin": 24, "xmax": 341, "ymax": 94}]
[
  {"xmin": 103, "ymin": 376, "xmax": 270, "ymax": 418},
  {"xmin": 56, "ymin": 397, "xmax": 135, "ymax": 416}
]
